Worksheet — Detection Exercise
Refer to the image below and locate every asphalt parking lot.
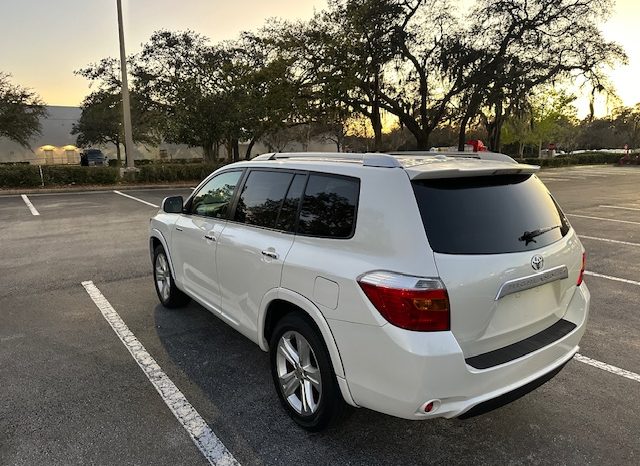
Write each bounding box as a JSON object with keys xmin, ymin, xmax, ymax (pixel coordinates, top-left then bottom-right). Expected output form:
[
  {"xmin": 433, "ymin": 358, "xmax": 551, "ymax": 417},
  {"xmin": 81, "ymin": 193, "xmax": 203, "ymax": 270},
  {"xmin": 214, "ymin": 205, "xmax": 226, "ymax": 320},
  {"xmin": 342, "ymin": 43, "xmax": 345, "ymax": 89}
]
[{"xmin": 1, "ymin": 165, "xmax": 639, "ymax": 465}]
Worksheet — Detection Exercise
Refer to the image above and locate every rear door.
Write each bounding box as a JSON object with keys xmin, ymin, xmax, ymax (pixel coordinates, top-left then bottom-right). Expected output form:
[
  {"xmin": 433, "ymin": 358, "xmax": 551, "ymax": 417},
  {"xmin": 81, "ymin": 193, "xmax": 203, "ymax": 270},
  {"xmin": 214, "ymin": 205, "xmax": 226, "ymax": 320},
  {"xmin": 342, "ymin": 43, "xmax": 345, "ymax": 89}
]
[
  {"xmin": 215, "ymin": 170, "xmax": 306, "ymax": 335},
  {"xmin": 411, "ymin": 174, "xmax": 584, "ymax": 357}
]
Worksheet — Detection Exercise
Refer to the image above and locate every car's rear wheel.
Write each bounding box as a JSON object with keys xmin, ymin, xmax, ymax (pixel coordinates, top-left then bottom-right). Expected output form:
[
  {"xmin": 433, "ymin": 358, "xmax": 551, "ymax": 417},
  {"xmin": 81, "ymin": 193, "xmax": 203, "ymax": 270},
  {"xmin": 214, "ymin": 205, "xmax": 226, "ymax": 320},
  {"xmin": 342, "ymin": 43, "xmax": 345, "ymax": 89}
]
[
  {"xmin": 153, "ymin": 245, "xmax": 189, "ymax": 308},
  {"xmin": 270, "ymin": 313, "xmax": 346, "ymax": 431}
]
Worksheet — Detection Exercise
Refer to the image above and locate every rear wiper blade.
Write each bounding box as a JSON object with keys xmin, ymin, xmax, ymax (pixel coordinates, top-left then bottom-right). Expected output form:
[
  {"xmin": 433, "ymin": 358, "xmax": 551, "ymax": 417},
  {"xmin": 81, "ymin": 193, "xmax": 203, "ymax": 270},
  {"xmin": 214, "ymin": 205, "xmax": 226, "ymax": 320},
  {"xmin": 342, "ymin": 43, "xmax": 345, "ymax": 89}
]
[{"xmin": 519, "ymin": 224, "xmax": 561, "ymax": 245}]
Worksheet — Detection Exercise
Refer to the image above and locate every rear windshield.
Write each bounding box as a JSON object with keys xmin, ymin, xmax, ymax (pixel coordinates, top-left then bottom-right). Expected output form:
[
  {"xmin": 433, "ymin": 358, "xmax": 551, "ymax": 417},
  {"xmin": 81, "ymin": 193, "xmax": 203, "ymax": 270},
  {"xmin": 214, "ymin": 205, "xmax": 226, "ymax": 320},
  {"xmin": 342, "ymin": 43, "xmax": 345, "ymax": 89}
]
[{"xmin": 412, "ymin": 175, "xmax": 570, "ymax": 254}]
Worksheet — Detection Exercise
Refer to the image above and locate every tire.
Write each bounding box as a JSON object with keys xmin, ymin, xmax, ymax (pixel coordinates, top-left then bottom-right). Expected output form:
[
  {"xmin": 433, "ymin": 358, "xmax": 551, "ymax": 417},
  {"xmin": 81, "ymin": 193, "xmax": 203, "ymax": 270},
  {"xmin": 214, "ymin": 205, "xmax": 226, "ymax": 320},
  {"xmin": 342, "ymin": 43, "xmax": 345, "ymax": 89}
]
[
  {"xmin": 270, "ymin": 313, "xmax": 346, "ymax": 431},
  {"xmin": 153, "ymin": 245, "xmax": 190, "ymax": 308}
]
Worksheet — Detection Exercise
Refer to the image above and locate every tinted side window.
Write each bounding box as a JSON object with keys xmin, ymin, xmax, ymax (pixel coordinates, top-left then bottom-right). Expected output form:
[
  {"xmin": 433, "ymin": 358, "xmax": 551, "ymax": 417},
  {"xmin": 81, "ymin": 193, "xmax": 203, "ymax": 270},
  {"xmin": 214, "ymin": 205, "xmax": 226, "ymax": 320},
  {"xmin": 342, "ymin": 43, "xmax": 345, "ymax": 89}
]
[
  {"xmin": 191, "ymin": 171, "xmax": 242, "ymax": 218},
  {"xmin": 298, "ymin": 174, "xmax": 359, "ymax": 238},
  {"xmin": 234, "ymin": 170, "xmax": 294, "ymax": 228},
  {"xmin": 275, "ymin": 174, "xmax": 306, "ymax": 232}
]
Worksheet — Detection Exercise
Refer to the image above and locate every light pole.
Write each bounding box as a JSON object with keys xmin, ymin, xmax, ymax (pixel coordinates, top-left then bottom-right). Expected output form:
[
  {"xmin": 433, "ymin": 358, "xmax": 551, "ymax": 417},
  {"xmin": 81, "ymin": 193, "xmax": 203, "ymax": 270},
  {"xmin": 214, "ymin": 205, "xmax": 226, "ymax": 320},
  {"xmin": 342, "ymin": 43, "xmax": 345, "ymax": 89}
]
[{"xmin": 116, "ymin": 0, "xmax": 136, "ymax": 170}]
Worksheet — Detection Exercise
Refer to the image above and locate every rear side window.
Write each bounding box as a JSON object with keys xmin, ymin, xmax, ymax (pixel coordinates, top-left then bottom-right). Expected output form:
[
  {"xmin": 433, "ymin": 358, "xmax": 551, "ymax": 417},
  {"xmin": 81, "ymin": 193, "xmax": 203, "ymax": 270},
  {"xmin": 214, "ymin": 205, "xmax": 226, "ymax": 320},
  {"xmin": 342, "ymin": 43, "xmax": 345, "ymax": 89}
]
[
  {"xmin": 234, "ymin": 170, "xmax": 294, "ymax": 228},
  {"xmin": 412, "ymin": 175, "xmax": 570, "ymax": 254},
  {"xmin": 298, "ymin": 174, "xmax": 359, "ymax": 238}
]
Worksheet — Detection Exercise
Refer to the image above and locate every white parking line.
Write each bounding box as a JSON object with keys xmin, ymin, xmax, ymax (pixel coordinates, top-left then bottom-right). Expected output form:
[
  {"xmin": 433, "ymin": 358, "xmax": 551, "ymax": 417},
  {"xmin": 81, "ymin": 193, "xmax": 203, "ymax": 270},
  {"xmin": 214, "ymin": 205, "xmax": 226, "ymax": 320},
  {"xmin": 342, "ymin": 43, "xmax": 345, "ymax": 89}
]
[
  {"xmin": 584, "ymin": 270, "xmax": 640, "ymax": 287},
  {"xmin": 20, "ymin": 194, "xmax": 40, "ymax": 216},
  {"xmin": 113, "ymin": 190, "xmax": 159, "ymax": 208},
  {"xmin": 580, "ymin": 235, "xmax": 640, "ymax": 247},
  {"xmin": 599, "ymin": 205, "xmax": 640, "ymax": 212},
  {"xmin": 567, "ymin": 214, "xmax": 640, "ymax": 225},
  {"xmin": 575, "ymin": 354, "xmax": 640, "ymax": 383},
  {"xmin": 81, "ymin": 281, "xmax": 239, "ymax": 466}
]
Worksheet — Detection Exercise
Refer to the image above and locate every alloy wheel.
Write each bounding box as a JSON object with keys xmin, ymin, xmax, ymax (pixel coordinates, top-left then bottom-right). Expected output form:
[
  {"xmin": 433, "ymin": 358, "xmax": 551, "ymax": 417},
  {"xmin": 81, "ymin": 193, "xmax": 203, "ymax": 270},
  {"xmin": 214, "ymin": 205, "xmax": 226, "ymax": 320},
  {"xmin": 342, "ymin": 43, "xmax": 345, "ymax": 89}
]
[{"xmin": 276, "ymin": 330, "xmax": 323, "ymax": 415}]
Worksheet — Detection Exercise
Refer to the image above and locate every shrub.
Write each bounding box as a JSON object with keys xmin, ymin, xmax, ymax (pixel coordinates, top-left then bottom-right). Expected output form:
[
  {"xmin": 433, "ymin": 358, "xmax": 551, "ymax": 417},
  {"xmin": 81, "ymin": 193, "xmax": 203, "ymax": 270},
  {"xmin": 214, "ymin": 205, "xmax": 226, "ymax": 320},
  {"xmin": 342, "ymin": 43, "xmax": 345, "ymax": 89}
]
[
  {"xmin": 136, "ymin": 163, "xmax": 224, "ymax": 182},
  {"xmin": 0, "ymin": 165, "xmax": 42, "ymax": 188},
  {"xmin": 42, "ymin": 166, "xmax": 119, "ymax": 185},
  {"xmin": 0, "ymin": 165, "xmax": 119, "ymax": 188},
  {"xmin": 519, "ymin": 152, "xmax": 622, "ymax": 167}
]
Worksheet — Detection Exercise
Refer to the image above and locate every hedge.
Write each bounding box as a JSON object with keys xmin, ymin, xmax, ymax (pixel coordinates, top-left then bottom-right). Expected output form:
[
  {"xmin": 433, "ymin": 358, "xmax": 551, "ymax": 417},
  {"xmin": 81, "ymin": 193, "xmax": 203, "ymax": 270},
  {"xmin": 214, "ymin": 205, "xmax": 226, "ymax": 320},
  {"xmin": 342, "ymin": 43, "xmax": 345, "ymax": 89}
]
[
  {"xmin": 0, "ymin": 165, "xmax": 119, "ymax": 188},
  {"xmin": 135, "ymin": 163, "xmax": 223, "ymax": 182},
  {"xmin": 0, "ymin": 165, "xmax": 43, "ymax": 188},
  {"xmin": 518, "ymin": 152, "xmax": 623, "ymax": 167}
]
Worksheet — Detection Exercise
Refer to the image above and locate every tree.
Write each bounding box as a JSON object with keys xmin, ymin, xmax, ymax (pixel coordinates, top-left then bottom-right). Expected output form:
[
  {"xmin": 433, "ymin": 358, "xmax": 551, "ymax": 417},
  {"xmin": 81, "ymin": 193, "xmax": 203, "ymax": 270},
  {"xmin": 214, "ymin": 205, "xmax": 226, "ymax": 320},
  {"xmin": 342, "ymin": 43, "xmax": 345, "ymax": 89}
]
[
  {"xmin": 502, "ymin": 89, "xmax": 578, "ymax": 157},
  {"xmin": 72, "ymin": 89, "xmax": 160, "ymax": 164},
  {"xmin": 458, "ymin": 0, "xmax": 626, "ymax": 151},
  {"xmin": 293, "ymin": 0, "xmax": 483, "ymax": 150},
  {"xmin": 131, "ymin": 31, "xmax": 223, "ymax": 161},
  {"xmin": 0, "ymin": 73, "xmax": 47, "ymax": 149},
  {"xmin": 276, "ymin": 0, "xmax": 404, "ymax": 151},
  {"xmin": 133, "ymin": 30, "xmax": 304, "ymax": 162},
  {"xmin": 611, "ymin": 104, "xmax": 640, "ymax": 148},
  {"xmin": 75, "ymin": 59, "xmax": 161, "ymax": 164}
]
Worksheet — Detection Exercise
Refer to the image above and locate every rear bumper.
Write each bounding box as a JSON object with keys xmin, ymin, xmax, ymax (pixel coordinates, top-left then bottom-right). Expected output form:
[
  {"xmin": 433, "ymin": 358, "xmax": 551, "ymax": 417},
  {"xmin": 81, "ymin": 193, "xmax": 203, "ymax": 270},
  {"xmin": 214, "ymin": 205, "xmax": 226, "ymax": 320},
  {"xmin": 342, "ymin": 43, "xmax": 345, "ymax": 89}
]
[{"xmin": 329, "ymin": 282, "xmax": 589, "ymax": 420}]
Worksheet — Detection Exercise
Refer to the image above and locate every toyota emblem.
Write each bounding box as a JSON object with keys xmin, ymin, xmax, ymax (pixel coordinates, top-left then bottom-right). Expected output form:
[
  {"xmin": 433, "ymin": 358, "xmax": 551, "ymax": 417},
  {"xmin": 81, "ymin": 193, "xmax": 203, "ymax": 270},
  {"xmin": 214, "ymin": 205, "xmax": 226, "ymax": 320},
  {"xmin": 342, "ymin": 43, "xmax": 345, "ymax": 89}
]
[{"xmin": 531, "ymin": 255, "xmax": 544, "ymax": 271}]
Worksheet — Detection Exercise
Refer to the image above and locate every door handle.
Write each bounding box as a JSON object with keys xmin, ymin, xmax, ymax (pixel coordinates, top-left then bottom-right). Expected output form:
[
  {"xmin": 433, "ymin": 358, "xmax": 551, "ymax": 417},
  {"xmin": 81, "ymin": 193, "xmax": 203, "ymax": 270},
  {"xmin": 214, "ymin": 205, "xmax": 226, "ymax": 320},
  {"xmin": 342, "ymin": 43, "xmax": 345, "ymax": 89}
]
[
  {"xmin": 204, "ymin": 234, "xmax": 216, "ymax": 242},
  {"xmin": 261, "ymin": 250, "xmax": 279, "ymax": 259},
  {"xmin": 175, "ymin": 227, "xmax": 183, "ymax": 232}
]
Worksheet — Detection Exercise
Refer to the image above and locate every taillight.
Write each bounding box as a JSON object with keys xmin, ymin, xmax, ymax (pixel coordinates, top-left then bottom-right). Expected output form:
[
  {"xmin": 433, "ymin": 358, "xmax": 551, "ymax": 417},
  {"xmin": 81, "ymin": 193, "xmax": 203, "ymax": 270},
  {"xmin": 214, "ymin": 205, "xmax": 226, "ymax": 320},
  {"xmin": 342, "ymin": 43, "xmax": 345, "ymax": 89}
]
[
  {"xmin": 577, "ymin": 252, "xmax": 586, "ymax": 286},
  {"xmin": 357, "ymin": 271, "xmax": 450, "ymax": 331}
]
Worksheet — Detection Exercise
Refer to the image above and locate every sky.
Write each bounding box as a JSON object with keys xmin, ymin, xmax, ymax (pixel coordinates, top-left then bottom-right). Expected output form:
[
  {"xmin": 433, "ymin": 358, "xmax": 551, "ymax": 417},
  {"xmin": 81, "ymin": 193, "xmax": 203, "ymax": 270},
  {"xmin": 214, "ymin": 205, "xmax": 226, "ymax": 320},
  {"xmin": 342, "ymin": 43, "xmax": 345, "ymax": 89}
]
[{"xmin": 1, "ymin": 0, "xmax": 638, "ymax": 117}]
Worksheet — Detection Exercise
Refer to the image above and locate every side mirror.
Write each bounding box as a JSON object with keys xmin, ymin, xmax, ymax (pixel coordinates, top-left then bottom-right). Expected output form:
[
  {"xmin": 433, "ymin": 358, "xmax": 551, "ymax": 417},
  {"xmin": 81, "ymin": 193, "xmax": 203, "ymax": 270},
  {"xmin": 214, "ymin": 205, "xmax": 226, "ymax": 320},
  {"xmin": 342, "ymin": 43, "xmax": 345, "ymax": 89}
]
[{"xmin": 162, "ymin": 196, "xmax": 183, "ymax": 213}]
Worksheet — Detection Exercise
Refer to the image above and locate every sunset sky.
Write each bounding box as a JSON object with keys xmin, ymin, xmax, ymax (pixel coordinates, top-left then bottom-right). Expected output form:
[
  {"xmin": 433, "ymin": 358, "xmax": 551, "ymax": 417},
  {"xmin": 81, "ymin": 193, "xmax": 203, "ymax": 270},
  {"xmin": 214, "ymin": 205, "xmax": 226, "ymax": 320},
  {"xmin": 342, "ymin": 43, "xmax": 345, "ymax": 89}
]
[{"xmin": 1, "ymin": 0, "xmax": 638, "ymax": 117}]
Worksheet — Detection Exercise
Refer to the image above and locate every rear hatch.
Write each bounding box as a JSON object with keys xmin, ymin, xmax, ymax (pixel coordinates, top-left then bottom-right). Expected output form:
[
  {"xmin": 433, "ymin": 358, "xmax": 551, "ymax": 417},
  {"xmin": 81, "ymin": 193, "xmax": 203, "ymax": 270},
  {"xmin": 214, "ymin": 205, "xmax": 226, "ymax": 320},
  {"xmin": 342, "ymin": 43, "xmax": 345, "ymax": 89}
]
[{"xmin": 411, "ymin": 172, "xmax": 583, "ymax": 358}]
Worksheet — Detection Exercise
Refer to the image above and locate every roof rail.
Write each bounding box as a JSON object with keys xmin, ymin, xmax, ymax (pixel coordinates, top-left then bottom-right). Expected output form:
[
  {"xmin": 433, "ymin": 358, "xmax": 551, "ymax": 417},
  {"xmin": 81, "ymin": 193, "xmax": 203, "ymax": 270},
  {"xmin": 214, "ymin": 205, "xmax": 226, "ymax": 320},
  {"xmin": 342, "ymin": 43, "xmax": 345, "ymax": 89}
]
[
  {"xmin": 251, "ymin": 152, "xmax": 401, "ymax": 168},
  {"xmin": 389, "ymin": 150, "xmax": 517, "ymax": 164},
  {"xmin": 388, "ymin": 151, "xmax": 479, "ymax": 157},
  {"xmin": 251, "ymin": 150, "xmax": 517, "ymax": 166}
]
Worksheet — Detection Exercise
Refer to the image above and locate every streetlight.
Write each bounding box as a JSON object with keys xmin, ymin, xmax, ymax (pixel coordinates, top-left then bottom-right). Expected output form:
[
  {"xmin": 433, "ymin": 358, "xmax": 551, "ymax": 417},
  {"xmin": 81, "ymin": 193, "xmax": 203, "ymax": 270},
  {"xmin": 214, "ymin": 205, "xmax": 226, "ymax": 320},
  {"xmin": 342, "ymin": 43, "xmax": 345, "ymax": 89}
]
[{"xmin": 116, "ymin": 0, "xmax": 136, "ymax": 170}]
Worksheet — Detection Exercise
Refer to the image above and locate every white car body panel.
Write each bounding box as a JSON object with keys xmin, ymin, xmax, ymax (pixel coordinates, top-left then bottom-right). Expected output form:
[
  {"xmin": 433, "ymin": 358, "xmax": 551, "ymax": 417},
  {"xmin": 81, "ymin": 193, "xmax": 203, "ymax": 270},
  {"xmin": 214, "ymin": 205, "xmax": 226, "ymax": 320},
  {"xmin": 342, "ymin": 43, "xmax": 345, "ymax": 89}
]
[
  {"xmin": 149, "ymin": 152, "xmax": 590, "ymax": 420},
  {"xmin": 216, "ymin": 223, "xmax": 295, "ymax": 337}
]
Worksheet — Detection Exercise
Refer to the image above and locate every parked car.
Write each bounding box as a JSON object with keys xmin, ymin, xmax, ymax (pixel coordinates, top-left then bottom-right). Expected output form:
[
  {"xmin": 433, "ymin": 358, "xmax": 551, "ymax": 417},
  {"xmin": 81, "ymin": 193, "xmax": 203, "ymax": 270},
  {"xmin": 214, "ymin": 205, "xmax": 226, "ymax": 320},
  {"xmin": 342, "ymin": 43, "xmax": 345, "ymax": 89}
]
[
  {"xmin": 80, "ymin": 149, "xmax": 108, "ymax": 166},
  {"xmin": 149, "ymin": 151, "xmax": 589, "ymax": 431}
]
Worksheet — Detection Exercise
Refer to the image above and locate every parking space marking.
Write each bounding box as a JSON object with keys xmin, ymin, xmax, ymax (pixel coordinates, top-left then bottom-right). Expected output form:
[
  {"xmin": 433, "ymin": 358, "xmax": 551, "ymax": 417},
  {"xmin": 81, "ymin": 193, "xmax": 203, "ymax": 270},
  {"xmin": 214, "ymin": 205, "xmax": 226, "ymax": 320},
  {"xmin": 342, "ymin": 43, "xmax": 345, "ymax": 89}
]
[
  {"xmin": 580, "ymin": 235, "xmax": 640, "ymax": 247},
  {"xmin": 20, "ymin": 194, "xmax": 40, "ymax": 216},
  {"xmin": 567, "ymin": 214, "xmax": 640, "ymax": 225},
  {"xmin": 113, "ymin": 190, "xmax": 159, "ymax": 208},
  {"xmin": 599, "ymin": 205, "xmax": 640, "ymax": 212},
  {"xmin": 575, "ymin": 354, "xmax": 640, "ymax": 383},
  {"xmin": 584, "ymin": 270, "xmax": 640, "ymax": 287},
  {"xmin": 81, "ymin": 281, "xmax": 239, "ymax": 466}
]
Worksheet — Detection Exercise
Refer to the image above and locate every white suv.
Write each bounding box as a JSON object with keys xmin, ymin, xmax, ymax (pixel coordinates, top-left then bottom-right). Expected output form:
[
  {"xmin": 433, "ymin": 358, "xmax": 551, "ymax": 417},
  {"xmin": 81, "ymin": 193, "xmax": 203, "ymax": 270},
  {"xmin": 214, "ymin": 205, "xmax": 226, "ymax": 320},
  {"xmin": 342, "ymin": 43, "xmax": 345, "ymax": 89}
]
[{"xmin": 149, "ymin": 152, "xmax": 589, "ymax": 431}]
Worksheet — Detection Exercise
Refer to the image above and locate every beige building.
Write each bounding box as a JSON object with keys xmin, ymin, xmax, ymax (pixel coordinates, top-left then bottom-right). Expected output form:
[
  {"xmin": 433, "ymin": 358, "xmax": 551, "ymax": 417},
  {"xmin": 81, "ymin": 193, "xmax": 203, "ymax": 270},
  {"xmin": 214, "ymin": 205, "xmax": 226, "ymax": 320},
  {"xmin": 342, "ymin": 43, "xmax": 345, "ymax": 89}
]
[{"xmin": 0, "ymin": 105, "xmax": 337, "ymax": 165}]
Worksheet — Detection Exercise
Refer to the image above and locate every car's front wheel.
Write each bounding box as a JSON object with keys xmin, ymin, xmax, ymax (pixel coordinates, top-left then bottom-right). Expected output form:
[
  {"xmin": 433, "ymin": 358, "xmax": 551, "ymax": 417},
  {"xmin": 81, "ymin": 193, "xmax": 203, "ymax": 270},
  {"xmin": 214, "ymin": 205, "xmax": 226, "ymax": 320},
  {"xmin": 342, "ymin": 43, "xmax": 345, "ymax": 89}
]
[
  {"xmin": 270, "ymin": 313, "xmax": 346, "ymax": 431},
  {"xmin": 153, "ymin": 245, "xmax": 189, "ymax": 308}
]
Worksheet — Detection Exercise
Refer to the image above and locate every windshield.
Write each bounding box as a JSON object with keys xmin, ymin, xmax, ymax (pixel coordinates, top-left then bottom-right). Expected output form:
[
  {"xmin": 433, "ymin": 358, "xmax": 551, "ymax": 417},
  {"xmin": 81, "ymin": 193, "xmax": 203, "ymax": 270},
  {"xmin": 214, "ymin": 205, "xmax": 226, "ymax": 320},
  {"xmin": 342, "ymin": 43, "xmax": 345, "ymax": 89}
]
[{"xmin": 412, "ymin": 174, "xmax": 570, "ymax": 254}]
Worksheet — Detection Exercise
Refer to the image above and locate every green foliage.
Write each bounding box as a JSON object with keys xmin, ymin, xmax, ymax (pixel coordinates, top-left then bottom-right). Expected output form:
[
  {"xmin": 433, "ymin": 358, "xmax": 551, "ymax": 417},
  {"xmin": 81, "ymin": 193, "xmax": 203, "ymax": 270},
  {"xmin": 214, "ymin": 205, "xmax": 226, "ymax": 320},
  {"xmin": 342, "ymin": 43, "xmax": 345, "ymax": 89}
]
[
  {"xmin": 74, "ymin": 0, "xmax": 627, "ymax": 155},
  {"xmin": 136, "ymin": 163, "xmax": 224, "ymax": 183},
  {"xmin": 466, "ymin": 0, "xmax": 626, "ymax": 151},
  {"xmin": 520, "ymin": 152, "xmax": 623, "ymax": 167},
  {"xmin": 502, "ymin": 89, "xmax": 579, "ymax": 155},
  {"xmin": 73, "ymin": 60, "xmax": 162, "ymax": 164},
  {"xmin": 0, "ymin": 73, "xmax": 47, "ymax": 150},
  {"xmin": 42, "ymin": 166, "xmax": 120, "ymax": 185},
  {"xmin": 0, "ymin": 165, "xmax": 42, "ymax": 187},
  {"xmin": 0, "ymin": 165, "xmax": 119, "ymax": 188}
]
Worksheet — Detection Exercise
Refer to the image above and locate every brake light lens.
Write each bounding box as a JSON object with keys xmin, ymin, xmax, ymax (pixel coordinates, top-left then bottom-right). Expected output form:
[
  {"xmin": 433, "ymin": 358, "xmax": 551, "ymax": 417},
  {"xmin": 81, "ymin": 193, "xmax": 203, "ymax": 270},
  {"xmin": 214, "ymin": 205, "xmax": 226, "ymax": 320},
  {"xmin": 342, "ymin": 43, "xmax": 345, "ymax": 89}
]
[
  {"xmin": 357, "ymin": 271, "xmax": 450, "ymax": 331},
  {"xmin": 577, "ymin": 252, "xmax": 586, "ymax": 286}
]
